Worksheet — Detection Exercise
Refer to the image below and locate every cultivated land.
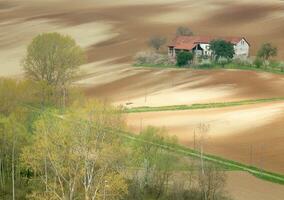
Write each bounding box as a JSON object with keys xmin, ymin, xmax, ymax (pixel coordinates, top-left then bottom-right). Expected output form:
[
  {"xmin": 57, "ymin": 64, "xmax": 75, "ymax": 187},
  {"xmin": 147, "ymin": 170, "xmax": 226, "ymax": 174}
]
[{"xmin": 1, "ymin": 0, "xmax": 284, "ymax": 199}]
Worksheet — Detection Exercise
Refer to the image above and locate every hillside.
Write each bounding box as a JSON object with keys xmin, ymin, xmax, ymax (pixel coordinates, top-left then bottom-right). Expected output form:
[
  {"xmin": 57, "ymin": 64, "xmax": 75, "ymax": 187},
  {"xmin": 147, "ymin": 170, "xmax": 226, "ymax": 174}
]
[{"xmin": 1, "ymin": 0, "xmax": 284, "ymax": 199}]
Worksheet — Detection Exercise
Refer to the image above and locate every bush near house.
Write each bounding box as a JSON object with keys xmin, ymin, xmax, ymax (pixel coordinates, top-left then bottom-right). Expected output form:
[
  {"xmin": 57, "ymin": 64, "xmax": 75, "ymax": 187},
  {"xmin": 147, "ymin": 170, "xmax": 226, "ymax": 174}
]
[
  {"xmin": 134, "ymin": 51, "xmax": 175, "ymax": 67},
  {"xmin": 176, "ymin": 51, "xmax": 194, "ymax": 67},
  {"xmin": 209, "ymin": 40, "xmax": 235, "ymax": 60}
]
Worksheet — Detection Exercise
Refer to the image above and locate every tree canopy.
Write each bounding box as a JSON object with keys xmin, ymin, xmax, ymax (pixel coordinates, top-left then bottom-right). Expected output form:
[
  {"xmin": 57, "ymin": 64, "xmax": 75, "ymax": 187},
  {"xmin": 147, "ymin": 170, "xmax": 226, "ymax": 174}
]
[
  {"xmin": 21, "ymin": 101, "xmax": 128, "ymax": 200},
  {"xmin": 23, "ymin": 33, "xmax": 85, "ymax": 87},
  {"xmin": 209, "ymin": 40, "xmax": 235, "ymax": 60},
  {"xmin": 257, "ymin": 43, "xmax": 277, "ymax": 61},
  {"xmin": 23, "ymin": 33, "xmax": 85, "ymax": 106}
]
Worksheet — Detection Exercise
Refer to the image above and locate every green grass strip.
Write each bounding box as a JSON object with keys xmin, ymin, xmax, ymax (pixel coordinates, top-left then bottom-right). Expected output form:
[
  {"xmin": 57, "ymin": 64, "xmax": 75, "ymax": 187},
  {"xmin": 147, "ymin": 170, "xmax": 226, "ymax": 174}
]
[
  {"xmin": 134, "ymin": 63, "xmax": 284, "ymax": 75},
  {"xmin": 120, "ymin": 131, "xmax": 284, "ymax": 185},
  {"xmin": 125, "ymin": 97, "xmax": 284, "ymax": 113}
]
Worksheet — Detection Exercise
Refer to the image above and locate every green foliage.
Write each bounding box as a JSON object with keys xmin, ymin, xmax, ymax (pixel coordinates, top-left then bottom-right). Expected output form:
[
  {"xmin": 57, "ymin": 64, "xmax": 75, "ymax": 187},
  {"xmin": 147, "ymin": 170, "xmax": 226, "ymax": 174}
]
[
  {"xmin": 23, "ymin": 33, "xmax": 85, "ymax": 107},
  {"xmin": 253, "ymin": 57, "xmax": 263, "ymax": 68},
  {"xmin": 21, "ymin": 102, "xmax": 128, "ymax": 199},
  {"xmin": 23, "ymin": 32, "xmax": 85, "ymax": 85},
  {"xmin": 0, "ymin": 114, "xmax": 30, "ymax": 199},
  {"xmin": 217, "ymin": 57, "xmax": 230, "ymax": 68},
  {"xmin": 0, "ymin": 79, "xmax": 39, "ymax": 115},
  {"xmin": 126, "ymin": 97, "xmax": 284, "ymax": 113},
  {"xmin": 209, "ymin": 40, "xmax": 235, "ymax": 60},
  {"xmin": 176, "ymin": 51, "xmax": 193, "ymax": 66},
  {"xmin": 257, "ymin": 43, "xmax": 277, "ymax": 61}
]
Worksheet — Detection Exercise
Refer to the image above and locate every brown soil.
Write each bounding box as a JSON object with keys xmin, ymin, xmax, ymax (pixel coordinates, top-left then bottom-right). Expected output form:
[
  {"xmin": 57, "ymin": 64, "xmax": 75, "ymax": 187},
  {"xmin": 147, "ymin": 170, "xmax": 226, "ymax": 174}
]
[
  {"xmin": 126, "ymin": 102, "xmax": 284, "ymax": 173},
  {"xmin": 2, "ymin": 0, "xmax": 284, "ymax": 198}
]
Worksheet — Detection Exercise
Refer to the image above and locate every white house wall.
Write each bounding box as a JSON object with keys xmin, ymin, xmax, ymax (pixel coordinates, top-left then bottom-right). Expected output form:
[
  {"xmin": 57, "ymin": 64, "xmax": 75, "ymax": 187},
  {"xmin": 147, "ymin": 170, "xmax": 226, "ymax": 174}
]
[
  {"xmin": 234, "ymin": 39, "xmax": 249, "ymax": 58},
  {"xmin": 200, "ymin": 39, "xmax": 249, "ymax": 58},
  {"xmin": 199, "ymin": 43, "xmax": 211, "ymax": 56}
]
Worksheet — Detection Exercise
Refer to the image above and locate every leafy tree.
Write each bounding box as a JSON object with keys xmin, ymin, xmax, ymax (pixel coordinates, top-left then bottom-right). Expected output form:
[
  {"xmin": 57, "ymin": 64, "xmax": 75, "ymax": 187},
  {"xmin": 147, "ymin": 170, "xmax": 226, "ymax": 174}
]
[
  {"xmin": 176, "ymin": 26, "xmax": 193, "ymax": 36},
  {"xmin": 21, "ymin": 101, "xmax": 128, "ymax": 200},
  {"xmin": 257, "ymin": 43, "xmax": 277, "ymax": 61},
  {"xmin": 0, "ymin": 114, "xmax": 30, "ymax": 200},
  {"xmin": 23, "ymin": 33, "xmax": 85, "ymax": 106},
  {"xmin": 129, "ymin": 127, "xmax": 177, "ymax": 200},
  {"xmin": 0, "ymin": 78, "xmax": 38, "ymax": 115},
  {"xmin": 209, "ymin": 40, "xmax": 235, "ymax": 60},
  {"xmin": 148, "ymin": 36, "xmax": 167, "ymax": 51},
  {"xmin": 176, "ymin": 51, "xmax": 193, "ymax": 67}
]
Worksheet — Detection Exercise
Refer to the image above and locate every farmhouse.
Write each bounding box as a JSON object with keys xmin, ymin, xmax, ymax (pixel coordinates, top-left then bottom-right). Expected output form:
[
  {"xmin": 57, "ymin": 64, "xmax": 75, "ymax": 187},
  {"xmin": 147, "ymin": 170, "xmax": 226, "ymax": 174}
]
[{"xmin": 168, "ymin": 36, "xmax": 250, "ymax": 58}]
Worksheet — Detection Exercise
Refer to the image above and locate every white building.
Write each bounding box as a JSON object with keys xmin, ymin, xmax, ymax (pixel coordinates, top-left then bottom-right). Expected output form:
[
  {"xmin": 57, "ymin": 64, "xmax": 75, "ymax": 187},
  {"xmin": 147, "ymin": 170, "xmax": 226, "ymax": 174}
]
[{"xmin": 168, "ymin": 36, "xmax": 250, "ymax": 58}]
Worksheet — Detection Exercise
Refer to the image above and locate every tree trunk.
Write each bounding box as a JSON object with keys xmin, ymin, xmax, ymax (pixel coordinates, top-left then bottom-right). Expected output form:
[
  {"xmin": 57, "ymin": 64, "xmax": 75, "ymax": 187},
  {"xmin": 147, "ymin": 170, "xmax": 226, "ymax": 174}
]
[{"xmin": 12, "ymin": 134, "xmax": 16, "ymax": 200}]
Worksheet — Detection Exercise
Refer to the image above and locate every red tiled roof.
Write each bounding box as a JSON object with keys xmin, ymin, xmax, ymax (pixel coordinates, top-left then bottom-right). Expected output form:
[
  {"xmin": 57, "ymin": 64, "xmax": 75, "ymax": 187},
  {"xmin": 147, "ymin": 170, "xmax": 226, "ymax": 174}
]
[{"xmin": 169, "ymin": 36, "xmax": 245, "ymax": 50}]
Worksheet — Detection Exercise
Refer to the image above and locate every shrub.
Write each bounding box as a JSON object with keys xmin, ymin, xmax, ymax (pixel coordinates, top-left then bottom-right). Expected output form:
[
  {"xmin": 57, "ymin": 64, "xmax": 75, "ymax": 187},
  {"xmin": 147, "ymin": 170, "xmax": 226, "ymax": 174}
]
[
  {"xmin": 194, "ymin": 59, "xmax": 214, "ymax": 69},
  {"xmin": 232, "ymin": 57, "xmax": 253, "ymax": 67},
  {"xmin": 217, "ymin": 57, "xmax": 230, "ymax": 68},
  {"xmin": 279, "ymin": 62, "xmax": 284, "ymax": 72},
  {"xmin": 134, "ymin": 51, "xmax": 175, "ymax": 66},
  {"xmin": 253, "ymin": 57, "xmax": 263, "ymax": 68},
  {"xmin": 176, "ymin": 51, "xmax": 193, "ymax": 67}
]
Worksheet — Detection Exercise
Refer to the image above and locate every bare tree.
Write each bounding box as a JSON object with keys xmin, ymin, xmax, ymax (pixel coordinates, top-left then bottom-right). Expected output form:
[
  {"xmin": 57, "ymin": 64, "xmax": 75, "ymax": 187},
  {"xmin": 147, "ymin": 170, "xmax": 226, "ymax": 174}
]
[
  {"xmin": 196, "ymin": 123, "xmax": 210, "ymax": 200},
  {"xmin": 198, "ymin": 163, "xmax": 227, "ymax": 200},
  {"xmin": 176, "ymin": 26, "xmax": 194, "ymax": 36},
  {"xmin": 148, "ymin": 36, "xmax": 167, "ymax": 51}
]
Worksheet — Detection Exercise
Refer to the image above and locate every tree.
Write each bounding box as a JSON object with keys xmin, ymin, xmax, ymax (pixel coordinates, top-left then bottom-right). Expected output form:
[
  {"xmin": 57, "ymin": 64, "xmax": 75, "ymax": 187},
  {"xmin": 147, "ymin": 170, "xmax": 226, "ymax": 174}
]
[
  {"xmin": 129, "ymin": 127, "xmax": 177, "ymax": 200},
  {"xmin": 0, "ymin": 114, "xmax": 29, "ymax": 200},
  {"xmin": 0, "ymin": 79, "xmax": 35, "ymax": 115},
  {"xmin": 23, "ymin": 33, "xmax": 85, "ymax": 106},
  {"xmin": 176, "ymin": 51, "xmax": 193, "ymax": 67},
  {"xmin": 209, "ymin": 40, "xmax": 235, "ymax": 60},
  {"xmin": 148, "ymin": 36, "xmax": 167, "ymax": 51},
  {"xmin": 21, "ymin": 101, "xmax": 128, "ymax": 200},
  {"xmin": 176, "ymin": 26, "xmax": 193, "ymax": 36},
  {"xmin": 253, "ymin": 57, "xmax": 263, "ymax": 68},
  {"xmin": 198, "ymin": 163, "xmax": 227, "ymax": 200},
  {"xmin": 257, "ymin": 43, "xmax": 277, "ymax": 62}
]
